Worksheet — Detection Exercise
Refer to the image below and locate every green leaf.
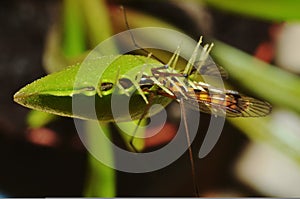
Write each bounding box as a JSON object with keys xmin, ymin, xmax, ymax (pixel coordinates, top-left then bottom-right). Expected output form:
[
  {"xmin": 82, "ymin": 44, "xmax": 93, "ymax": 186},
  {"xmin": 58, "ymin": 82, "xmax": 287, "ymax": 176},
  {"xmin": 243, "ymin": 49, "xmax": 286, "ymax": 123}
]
[
  {"xmin": 14, "ymin": 55, "xmax": 171, "ymax": 122},
  {"xmin": 203, "ymin": 0, "xmax": 300, "ymax": 21}
]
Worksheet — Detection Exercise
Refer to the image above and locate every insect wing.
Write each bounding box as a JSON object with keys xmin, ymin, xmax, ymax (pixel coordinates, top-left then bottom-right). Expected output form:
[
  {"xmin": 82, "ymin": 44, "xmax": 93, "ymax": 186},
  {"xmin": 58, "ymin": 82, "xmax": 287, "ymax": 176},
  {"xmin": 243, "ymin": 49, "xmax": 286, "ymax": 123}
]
[
  {"xmin": 194, "ymin": 59, "xmax": 228, "ymax": 79},
  {"xmin": 225, "ymin": 95, "xmax": 272, "ymax": 117},
  {"xmin": 183, "ymin": 88, "xmax": 272, "ymax": 117}
]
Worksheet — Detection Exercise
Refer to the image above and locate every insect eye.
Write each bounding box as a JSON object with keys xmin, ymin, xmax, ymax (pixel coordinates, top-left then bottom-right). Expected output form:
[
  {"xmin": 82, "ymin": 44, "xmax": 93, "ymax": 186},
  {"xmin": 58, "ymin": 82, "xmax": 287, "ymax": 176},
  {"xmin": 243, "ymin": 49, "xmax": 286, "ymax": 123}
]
[
  {"xmin": 100, "ymin": 82, "xmax": 114, "ymax": 91},
  {"xmin": 118, "ymin": 78, "xmax": 133, "ymax": 89}
]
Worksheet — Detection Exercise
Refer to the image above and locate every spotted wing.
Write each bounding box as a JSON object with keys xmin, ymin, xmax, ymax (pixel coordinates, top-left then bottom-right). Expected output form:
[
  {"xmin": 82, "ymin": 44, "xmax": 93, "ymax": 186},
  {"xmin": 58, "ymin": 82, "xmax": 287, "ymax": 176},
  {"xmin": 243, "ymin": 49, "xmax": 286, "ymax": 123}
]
[{"xmin": 184, "ymin": 89, "xmax": 272, "ymax": 117}]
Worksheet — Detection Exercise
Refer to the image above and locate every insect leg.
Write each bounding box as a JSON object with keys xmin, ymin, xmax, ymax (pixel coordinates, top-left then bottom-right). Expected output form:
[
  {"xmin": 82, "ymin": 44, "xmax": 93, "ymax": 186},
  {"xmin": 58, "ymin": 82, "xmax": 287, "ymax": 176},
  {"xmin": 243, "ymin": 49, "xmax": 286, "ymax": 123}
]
[
  {"xmin": 148, "ymin": 76, "xmax": 174, "ymax": 97},
  {"xmin": 129, "ymin": 92, "xmax": 155, "ymax": 152},
  {"xmin": 183, "ymin": 36, "xmax": 203, "ymax": 76},
  {"xmin": 135, "ymin": 53, "xmax": 152, "ymax": 83},
  {"xmin": 171, "ymin": 45, "xmax": 181, "ymax": 70},
  {"xmin": 165, "ymin": 76, "xmax": 188, "ymax": 99},
  {"xmin": 180, "ymin": 99, "xmax": 200, "ymax": 197},
  {"xmin": 97, "ymin": 65, "xmax": 122, "ymax": 98},
  {"xmin": 130, "ymin": 53, "xmax": 158, "ymax": 105},
  {"xmin": 97, "ymin": 79, "xmax": 103, "ymax": 98},
  {"xmin": 151, "ymin": 65, "xmax": 189, "ymax": 99},
  {"xmin": 150, "ymin": 45, "xmax": 181, "ymax": 78},
  {"xmin": 131, "ymin": 78, "xmax": 149, "ymax": 104},
  {"xmin": 166, "ymin": 45, "xmax": 181, "ymax": 69},
  {"xmin": 195, "ymin": 43, "xmax": 214, "ymax": 75}
]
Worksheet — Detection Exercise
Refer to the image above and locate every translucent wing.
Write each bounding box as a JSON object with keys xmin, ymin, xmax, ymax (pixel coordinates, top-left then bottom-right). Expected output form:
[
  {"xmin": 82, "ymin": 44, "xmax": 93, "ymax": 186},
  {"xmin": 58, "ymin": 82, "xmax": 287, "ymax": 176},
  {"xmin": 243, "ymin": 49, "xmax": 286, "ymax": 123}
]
[
  {"xmin": 184, "ymin": 89, "xmax": 272, "ymax": 117},
  {"xmin": 193, "ymin": 59, "xmax": 228, "ymax": 79}
]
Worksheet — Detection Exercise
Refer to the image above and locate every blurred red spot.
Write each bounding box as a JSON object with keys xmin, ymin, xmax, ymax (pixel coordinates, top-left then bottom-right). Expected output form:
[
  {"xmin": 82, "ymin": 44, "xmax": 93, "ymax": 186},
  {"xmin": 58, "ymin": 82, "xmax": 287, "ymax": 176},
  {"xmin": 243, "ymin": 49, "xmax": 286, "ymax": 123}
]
[
  {"xmin": 26, "ymin": 127, "xmax": 60, "ymax": 147},
  {"xmin": 144, "ymin": 122, "xmax": 177, "ymax": 148},
  {"xmin": 254, "ymin": 41, "xmax": 274, "ymax": 63},
  {"xmin": 254, "ymin": 23, "xmax": 283, "ymax": 63}
]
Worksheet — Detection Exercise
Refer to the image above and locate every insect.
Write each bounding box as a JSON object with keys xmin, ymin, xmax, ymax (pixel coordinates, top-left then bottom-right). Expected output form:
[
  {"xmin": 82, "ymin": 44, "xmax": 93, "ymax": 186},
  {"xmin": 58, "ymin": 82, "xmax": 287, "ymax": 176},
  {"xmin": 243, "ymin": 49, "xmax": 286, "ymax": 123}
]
[
  {"xmin": 115, "ymin": 7, "xmax": 272, "ymax": 197},
  {"xmin": 118, "ymin": 7, "xmax": 271, "ymax": 120},
  {"xmin": 109, "ymin": 36, "xmax": 270, "ymax": 197},
  {"xmin": 113, "ymin": 35, "xmax": 271, "ymax": 119}
]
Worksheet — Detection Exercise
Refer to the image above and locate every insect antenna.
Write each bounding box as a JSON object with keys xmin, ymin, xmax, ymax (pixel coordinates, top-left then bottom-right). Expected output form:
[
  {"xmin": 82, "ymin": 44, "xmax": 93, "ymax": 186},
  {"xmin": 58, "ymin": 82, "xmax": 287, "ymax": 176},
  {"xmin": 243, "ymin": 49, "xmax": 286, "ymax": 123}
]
[{"xmin": 120, "ymin": 6, "xmax": 165, "ymax": 64}]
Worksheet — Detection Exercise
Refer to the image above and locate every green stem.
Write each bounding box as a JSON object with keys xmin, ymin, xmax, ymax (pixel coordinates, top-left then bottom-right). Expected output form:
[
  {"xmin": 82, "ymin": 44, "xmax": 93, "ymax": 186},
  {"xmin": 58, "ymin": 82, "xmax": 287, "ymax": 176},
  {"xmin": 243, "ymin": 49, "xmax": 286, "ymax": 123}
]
[
  {"xmin": 83, "ymin": 121, "xmax": 116, "ymax": 197},
  {"xmin": 62, "ymin": 0, "xmax": 86, "ymax": 57}
]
